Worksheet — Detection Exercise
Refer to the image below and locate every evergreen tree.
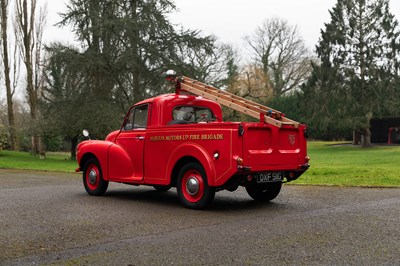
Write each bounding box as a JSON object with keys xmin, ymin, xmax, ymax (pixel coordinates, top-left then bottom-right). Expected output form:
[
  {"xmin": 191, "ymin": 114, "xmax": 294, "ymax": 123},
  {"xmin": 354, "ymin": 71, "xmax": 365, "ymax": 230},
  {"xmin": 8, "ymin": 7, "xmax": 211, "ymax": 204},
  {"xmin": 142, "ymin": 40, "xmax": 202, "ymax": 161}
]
[
  {"xmin": 42, "ymin": 0, "xmax": 228, "ymax": 157},
  {"xmin": 58, "ymin": 0, "xmax": 217, "ymax": 110},
  {"xmin": 303, "ymin": 0, "xmax": 400, "ymax": 145},
  {"xmin": 41, "ymin": 43, "xmax": 121, "ymax": 159}
]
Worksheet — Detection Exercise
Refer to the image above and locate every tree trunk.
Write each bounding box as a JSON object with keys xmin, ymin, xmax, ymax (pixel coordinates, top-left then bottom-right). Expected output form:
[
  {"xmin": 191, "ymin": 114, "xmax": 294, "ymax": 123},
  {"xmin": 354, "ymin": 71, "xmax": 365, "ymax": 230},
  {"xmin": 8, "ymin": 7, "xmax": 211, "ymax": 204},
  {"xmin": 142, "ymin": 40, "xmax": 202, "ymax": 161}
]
[
  {"xmin": 362, "ymin": 127, "xmax": 372, "ymax": 147},
  {"xmin": 1, "ymin": 0, "xmax": 19, "ymax": 150},
  {"xmin": 130, "ymin": 0, "xmax": 141, "ymax": 102},
  {"xmin": 70, "ymin": 137, "xmax": 78, "ymax": 160},
  {"xmin": 16, "ymin": 0, "xmax": 41, "ymax": 155},
  {"xmin": 26, "ymin": 19, "xmax": 39, "ymax": 155},
  {"xmin": 28, "ymin": 72, "xmax": 40, "ymax": 155}
]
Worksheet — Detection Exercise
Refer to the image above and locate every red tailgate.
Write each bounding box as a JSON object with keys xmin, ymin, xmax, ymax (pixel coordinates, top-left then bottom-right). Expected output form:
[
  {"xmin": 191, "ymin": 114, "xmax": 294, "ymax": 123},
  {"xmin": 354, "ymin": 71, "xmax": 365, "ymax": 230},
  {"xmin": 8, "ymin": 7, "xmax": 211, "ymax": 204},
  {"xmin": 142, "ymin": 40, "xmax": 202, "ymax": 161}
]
[{"xmin": 242, "ymin": 123, "xmax": 307, "ymax": 172}]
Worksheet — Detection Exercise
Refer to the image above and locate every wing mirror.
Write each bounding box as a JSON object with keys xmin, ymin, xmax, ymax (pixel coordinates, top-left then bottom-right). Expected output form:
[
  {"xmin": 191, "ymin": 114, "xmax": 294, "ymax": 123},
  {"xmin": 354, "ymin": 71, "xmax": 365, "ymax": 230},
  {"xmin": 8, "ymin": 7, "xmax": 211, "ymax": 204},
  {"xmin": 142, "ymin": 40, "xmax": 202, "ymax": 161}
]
[{"xmin": 82, "ymin": 129, "xmax": 90, "ymax": 138}]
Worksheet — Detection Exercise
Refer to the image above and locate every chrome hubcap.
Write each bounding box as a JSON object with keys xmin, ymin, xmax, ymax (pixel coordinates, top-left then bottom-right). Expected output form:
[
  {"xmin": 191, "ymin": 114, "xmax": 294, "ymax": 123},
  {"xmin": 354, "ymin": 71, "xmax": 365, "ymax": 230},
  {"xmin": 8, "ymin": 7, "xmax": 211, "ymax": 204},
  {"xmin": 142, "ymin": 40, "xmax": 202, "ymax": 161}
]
[
  {"xmin": 186, "ymin": 176, "xmax": 199, "ymax": 196},
  {"xmin": 88, "ymin": 169, "xmax": 97, "ymax": 185}
]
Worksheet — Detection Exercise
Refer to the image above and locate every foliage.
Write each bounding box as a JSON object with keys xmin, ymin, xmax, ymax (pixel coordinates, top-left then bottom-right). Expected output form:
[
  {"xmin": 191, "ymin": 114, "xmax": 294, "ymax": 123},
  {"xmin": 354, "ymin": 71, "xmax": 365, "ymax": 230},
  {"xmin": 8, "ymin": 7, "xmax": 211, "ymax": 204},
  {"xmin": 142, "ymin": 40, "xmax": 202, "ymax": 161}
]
[
  {"xmin": 301, "ymin": 0, "xmax": 400, "ymax": 144},
  {"xmin": 42, "ymin": 135, "xmax": 65, "ymax": 152},
  {"xmin": 57, "ymin": 0, "xmax": 220, "ymax": 107},
  {"xmin": 0, "ymin": 123, "xmax": 7, "ymax": 150},
  {"xmin": 0, "ymin": 101, "xmax": 34, "ymax": 151},
  {"xmin": 268, "ymin": 93, "xmax": 302, "ymax": 123},
  {"xmin": 41, "ymin": 0, "xmax": 232, "ymax": 157},
  {"xmin": 41, "ymin": 43, "xmax": 121, "ymax": 154}
]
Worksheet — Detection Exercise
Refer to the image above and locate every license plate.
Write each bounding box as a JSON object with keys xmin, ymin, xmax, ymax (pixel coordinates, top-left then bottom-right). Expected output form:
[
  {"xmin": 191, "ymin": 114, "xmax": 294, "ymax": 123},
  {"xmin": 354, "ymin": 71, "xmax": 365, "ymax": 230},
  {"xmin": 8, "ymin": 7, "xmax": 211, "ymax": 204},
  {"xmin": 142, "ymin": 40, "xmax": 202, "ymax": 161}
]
[{"xmin": 256, "ymin": 172, "xmax": 283, "ymax": 183}]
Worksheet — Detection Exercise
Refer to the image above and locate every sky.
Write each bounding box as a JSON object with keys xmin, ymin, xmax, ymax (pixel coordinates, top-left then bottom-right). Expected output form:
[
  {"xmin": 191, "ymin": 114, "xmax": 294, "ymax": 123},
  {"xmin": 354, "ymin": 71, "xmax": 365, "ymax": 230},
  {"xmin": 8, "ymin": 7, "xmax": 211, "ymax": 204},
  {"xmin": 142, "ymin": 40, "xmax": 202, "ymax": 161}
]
[
  {"xmin": 43, "ymin": 0, "xmax": 400, "ymax": 56},
  {"xmin": 2, "ymin": 0, "xmax": 400, "ymax": 103}
]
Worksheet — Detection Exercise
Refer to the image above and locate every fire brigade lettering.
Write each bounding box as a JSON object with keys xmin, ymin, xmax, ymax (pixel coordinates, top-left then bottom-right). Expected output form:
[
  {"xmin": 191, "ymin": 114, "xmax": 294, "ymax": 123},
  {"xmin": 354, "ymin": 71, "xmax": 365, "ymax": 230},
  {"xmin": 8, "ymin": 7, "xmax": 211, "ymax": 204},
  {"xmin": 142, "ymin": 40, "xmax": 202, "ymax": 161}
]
[
  {"xmin": 201, "ymin": 134, "xmax": 224, "ymax": 140},
  {"xmin": 150, "ymin": 134, "xmax": 224, "ymax": 142}
]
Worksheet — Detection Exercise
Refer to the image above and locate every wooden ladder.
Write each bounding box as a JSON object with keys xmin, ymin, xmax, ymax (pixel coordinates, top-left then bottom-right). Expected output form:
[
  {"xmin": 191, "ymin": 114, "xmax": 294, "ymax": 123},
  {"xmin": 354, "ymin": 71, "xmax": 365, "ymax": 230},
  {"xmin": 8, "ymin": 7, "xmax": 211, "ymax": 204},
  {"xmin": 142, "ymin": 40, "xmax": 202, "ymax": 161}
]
[{"xmin": 178, "ymin": 76, "xmax": 299, "ymax": 128}]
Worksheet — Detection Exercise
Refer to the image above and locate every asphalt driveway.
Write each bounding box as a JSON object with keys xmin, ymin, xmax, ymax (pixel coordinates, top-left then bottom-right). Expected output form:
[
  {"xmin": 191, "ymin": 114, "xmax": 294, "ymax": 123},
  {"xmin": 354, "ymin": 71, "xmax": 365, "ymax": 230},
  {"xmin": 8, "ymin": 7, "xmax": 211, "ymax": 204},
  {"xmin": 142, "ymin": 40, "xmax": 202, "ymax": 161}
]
[{"xmin": 0, "ymin": 169, "xmax": 399, "ymax": 265}]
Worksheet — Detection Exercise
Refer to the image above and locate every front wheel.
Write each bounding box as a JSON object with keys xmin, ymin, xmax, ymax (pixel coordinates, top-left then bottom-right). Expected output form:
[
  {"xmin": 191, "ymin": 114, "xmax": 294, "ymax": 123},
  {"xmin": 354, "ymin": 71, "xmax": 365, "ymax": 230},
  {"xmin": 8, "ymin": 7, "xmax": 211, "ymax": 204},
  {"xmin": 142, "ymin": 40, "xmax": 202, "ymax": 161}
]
[
  {"xmin": 177, "ymin": 162, "xmax": 215, "ymax": 209},
  {"xmin": 245, "ymin": 182, "xmax": 282, "ymax": 202},
  {"xmin": 83, "ymin": 158, "xmax": 109, "ymax": 196}
]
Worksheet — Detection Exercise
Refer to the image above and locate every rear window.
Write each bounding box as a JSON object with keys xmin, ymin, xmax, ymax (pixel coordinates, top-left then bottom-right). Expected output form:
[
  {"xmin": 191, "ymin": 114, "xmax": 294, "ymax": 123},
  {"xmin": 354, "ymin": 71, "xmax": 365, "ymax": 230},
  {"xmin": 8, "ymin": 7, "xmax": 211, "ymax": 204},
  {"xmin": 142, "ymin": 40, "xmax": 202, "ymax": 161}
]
[{"xmin": 172, "ymin": 106, "xmax": 214, "ymax": 123}]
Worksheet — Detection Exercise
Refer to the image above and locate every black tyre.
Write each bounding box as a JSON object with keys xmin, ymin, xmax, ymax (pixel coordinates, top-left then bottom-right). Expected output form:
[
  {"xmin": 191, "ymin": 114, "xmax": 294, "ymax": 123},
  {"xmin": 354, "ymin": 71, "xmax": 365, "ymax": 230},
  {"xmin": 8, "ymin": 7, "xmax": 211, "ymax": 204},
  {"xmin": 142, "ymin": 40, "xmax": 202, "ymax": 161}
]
[
  {"xmin": 83, "ymin": 158, "xmax": 109, "ymax": 196},
  {"xmin": 177, "ymin": 162, "xmax": 215, "ymax": 209},
  {"xmin": 153, "ymin": 185, "xmax": 171, "ymax": 192},
  {"xmin": 245, "ymin": 182, "xmax": 282, "ymax": 202}
]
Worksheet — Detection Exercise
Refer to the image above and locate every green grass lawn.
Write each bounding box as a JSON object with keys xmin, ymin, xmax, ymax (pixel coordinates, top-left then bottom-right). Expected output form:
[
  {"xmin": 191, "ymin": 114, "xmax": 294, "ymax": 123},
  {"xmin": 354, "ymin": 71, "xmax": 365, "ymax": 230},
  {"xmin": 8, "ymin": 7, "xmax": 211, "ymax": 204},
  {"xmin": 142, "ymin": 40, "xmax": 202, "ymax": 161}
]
[
  {"xmin": 0, "ymin": 142, "xmax": 399, "ymax": 187},
  {"xmin": 293, "ymin": 142, "xmax": 400, "ymax": 187},
  {"xmin": 0, "ymin": 150, "xmax": 77, "ymax": 173}
]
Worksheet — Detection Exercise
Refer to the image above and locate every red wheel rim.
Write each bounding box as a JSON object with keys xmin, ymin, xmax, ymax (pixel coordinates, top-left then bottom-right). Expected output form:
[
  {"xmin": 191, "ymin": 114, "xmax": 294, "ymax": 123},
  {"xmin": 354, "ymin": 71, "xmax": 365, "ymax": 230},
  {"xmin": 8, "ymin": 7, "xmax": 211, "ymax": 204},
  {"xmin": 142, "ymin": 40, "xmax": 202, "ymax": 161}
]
[
  {"xmin": 181, "ymin": 169, "xmax": 204, "ymax": 203},
  {"xmin": 86, "ymin": 164, "xmax": 100, "ymax": 191}
]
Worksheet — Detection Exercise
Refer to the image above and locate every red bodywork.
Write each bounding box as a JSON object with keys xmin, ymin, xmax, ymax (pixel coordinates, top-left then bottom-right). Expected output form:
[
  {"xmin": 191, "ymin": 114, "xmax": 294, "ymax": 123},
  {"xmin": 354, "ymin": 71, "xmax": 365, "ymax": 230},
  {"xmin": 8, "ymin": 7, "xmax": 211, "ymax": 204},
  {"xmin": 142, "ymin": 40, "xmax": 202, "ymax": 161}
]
[{"xmin": 77, "ymin": 93, "xmax": 309, "ymax": 192}]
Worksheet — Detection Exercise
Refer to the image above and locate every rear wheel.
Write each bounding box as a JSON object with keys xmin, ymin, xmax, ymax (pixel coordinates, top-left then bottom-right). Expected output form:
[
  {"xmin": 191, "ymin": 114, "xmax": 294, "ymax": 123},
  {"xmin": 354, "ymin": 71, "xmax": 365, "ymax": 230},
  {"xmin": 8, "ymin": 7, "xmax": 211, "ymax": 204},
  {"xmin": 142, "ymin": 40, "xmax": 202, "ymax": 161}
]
[
  {"xmin": 83, "ymin": 158, "xmax": 108, "ymax": 196},
  {"xmin": 245, "ymin": 182, "xmax": 282, "ymax": 202},
  {"xmin": 177, "ymin": 162, "xmax": 215, "ymax": 209}
]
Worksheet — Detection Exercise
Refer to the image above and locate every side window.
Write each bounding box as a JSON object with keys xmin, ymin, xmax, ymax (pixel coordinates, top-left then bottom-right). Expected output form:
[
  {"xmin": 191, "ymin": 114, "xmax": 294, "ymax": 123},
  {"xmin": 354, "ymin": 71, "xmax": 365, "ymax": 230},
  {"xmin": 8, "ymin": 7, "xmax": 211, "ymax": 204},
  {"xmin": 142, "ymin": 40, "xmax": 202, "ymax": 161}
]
[
  {"xmin": 133, "ymin": 105, "xmax": 148, "ymax": 128},
  {"xmin": 123, "ymin": 104, "xmax": 148, "ymax": 130}
]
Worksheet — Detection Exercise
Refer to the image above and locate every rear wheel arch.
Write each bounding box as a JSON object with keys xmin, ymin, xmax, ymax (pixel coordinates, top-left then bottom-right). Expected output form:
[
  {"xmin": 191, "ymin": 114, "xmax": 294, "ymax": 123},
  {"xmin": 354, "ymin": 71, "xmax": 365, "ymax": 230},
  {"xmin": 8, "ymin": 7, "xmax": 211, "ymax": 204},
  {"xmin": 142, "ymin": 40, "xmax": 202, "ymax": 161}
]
[
  {"xmin": 171, "ymin": 156, "xmax": 201, "ymax": 187},
  {"xmin": 167, "ymin": 144, "xmax": 216, "ymax": 187}
]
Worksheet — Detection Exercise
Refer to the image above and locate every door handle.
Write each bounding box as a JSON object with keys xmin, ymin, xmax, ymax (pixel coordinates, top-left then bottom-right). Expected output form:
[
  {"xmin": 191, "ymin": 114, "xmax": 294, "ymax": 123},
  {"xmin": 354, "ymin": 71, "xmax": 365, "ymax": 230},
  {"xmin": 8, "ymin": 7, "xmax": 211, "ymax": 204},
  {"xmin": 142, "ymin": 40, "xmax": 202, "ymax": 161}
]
[{"xmin": 135, "ymin": 136, "xmax": 145, "ymax": 140}]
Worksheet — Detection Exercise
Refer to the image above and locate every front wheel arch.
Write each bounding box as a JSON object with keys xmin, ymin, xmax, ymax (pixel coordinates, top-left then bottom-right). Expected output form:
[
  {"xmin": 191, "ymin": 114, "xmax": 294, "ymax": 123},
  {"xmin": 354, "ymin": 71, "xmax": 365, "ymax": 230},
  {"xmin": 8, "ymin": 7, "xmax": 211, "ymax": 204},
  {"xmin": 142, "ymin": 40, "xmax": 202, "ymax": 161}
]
[
  {"xmin": 80, "ymin": 153, "xmax": 96, "ymax": 171},
  {"xmin": 83, "ymin": 157, "xmax": 109, "ymax": 196}
]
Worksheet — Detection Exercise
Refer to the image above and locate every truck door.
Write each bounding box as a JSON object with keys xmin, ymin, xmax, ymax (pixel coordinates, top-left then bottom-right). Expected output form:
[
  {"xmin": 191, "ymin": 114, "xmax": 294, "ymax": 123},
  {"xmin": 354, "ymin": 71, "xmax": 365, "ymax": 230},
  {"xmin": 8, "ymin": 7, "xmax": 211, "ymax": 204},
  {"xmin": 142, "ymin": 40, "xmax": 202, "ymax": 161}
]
[{"xmin": 111, "ymin": 104, "xmax": 149, "ymax": 181}]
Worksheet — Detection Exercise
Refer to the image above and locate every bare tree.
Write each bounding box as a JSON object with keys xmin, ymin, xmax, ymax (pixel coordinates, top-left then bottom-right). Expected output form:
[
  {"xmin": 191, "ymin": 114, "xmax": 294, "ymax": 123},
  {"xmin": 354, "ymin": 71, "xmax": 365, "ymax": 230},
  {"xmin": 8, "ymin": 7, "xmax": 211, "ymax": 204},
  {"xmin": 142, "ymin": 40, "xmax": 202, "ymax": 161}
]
[
  {"xmin": 239, "ymin": 65, "xmax": 273, "ymax": 101},
  {"xmin": 14, "ymin": 0, "xmax": 46, "ymax": 155},
  {"xmin": 0, "ymin": 0, "xmax": 19, "ymax": 150},
  {"xmin": 223, "ymin": 64, "xmax": 273, "ymax": 122},
  {"xmin": 245, "ymin": 17, "xmax": 312, "ymax": 97},
  {"xmin": 177, "ymin": 40, "xmax": 236, "ymax": 87}
]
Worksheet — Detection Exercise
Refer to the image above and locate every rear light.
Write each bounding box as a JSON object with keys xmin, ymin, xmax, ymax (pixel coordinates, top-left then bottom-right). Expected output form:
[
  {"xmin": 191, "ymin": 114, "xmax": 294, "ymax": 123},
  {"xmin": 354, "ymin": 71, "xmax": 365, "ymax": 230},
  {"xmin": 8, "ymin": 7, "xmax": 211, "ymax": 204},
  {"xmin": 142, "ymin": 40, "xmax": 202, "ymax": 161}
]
[
  {"xmin": 305, "ymin": 156, "xmax": 311, "ymax": 163},
  {"xmin": 237, "ymin": 157, "xmax": 244, "ymax": 165}
]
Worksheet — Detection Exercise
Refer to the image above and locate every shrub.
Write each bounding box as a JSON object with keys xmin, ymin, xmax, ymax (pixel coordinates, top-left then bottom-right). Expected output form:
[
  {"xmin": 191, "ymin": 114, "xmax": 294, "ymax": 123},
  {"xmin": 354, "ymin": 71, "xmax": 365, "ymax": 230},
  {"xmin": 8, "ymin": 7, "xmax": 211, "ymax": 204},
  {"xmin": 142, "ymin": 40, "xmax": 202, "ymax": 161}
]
[{"xmin": 0, "ymin": 124, "xmax": 8, "ymax": 151}]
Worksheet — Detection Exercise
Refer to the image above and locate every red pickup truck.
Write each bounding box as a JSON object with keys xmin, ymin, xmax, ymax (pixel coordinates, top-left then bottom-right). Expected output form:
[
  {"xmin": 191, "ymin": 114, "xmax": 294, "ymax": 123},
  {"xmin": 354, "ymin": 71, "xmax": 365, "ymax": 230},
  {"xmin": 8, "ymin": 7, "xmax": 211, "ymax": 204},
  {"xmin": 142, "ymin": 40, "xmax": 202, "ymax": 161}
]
[{"xmin": 76, "ymin": 74, "xmax": 309, "ymax": 209}]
